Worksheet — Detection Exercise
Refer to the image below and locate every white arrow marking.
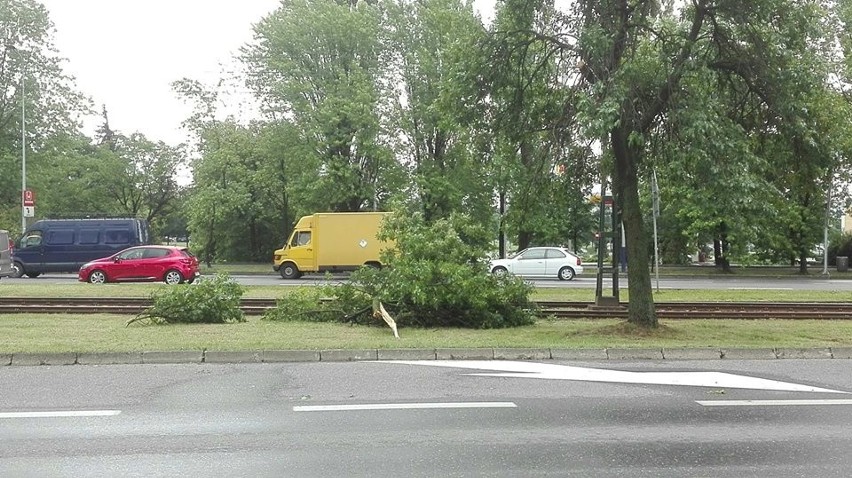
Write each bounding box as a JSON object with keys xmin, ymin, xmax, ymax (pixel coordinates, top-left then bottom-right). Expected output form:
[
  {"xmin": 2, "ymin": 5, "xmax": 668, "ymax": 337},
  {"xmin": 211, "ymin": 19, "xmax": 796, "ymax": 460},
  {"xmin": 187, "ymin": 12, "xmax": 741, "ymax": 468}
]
[{"xmin": 385, "ymin": 361, "xmax": 848, "ymax": 394}]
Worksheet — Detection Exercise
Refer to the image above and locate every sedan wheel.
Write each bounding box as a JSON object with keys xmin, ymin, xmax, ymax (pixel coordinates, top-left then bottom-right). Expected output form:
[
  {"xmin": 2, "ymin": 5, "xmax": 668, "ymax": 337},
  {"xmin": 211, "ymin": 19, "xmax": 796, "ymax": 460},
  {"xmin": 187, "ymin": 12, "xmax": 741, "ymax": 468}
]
[
  {"xmin": 558, "ymin": 266, "xmax": 576, "ymax": 281},
  {"xmin": 491, "ymin": 266, "xmax": 508, "ymax": 277},
  {"xmin": 164, "ymin": 269, "xmax": 184, "ymax": 285},
  {"xmin": 88, "ymin": 270, "xmax": 107, "ymax": 284}
]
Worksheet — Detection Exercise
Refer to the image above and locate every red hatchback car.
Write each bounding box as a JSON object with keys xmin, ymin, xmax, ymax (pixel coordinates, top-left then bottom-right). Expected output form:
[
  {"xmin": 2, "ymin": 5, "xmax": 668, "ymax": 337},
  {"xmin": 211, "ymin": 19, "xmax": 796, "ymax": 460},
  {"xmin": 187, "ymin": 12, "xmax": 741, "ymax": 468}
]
[{"xmin": 78, "ymin": 245, "xmax": 200, "ymax": 285}]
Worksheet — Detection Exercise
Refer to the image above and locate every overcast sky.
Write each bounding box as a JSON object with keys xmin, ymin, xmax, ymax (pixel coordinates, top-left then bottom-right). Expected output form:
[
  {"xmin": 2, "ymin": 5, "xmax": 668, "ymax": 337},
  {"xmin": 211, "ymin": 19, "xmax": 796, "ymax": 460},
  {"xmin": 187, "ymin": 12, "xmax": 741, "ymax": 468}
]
[
  {"xmin": 38, "ymin": 0, "xmax": 495, "ymax": 147},
  {"xmin": 39, "ymin": 0, "xmax": 282, "ymax": 146}
]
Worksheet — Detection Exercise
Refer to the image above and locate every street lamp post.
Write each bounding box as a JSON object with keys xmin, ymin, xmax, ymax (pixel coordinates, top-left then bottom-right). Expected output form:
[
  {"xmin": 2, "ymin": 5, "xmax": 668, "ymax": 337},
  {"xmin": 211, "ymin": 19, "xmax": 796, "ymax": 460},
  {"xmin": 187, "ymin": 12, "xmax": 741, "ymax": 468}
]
[
  {"xmin": 10, "ymin": 45, "xmax": 28, "ymax": 234},
  {"xmin": 21, "ymin": 67, "xmax": 26, "ymax": 234}
]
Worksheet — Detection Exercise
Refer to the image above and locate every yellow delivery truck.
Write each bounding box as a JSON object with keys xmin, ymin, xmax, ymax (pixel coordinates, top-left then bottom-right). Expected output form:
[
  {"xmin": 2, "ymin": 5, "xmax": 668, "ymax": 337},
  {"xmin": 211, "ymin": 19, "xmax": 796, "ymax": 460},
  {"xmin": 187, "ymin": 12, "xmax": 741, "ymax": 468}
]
[{"xmin": 273, "ymin": 212, "xmax": 392, "ymax": 279}]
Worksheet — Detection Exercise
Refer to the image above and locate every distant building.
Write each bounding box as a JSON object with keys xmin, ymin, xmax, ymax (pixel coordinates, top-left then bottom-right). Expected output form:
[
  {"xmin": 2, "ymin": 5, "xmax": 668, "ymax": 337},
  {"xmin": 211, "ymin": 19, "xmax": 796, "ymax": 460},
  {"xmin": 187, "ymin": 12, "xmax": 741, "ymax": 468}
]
[{"xmin": 843, "ymin": 212, "xmax": 852, "ymax": 234}]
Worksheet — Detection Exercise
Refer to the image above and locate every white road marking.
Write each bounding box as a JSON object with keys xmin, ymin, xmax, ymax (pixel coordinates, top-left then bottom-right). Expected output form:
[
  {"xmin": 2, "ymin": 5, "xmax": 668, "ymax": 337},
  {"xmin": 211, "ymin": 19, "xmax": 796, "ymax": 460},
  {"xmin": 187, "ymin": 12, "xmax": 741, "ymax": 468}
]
[
  {"xmin": 0, "ymin": 410, "xmax": 121, "ymax": 419},
  {"xmin": 729, "ymin": 287, "xmax": 793, "ymax": 290},
  {"xmin": 385, "ymin": 361, "xmax": 848, "ymax": 394},
  {"xmin": 697, "ymin": 399, "xmax": 852, "ymax": 407},
  {"xmin": 293, "ymin": 402, "xmax": 517, "ymax": 412}
]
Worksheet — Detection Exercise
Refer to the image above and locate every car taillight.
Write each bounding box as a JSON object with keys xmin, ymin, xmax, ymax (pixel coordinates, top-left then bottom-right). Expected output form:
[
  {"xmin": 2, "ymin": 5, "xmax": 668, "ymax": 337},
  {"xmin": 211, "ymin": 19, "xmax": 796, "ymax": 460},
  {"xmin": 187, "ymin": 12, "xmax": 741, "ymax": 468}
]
[{"xmin": 576, "ymin": 258, "xmax": 582, "ymax": 265}]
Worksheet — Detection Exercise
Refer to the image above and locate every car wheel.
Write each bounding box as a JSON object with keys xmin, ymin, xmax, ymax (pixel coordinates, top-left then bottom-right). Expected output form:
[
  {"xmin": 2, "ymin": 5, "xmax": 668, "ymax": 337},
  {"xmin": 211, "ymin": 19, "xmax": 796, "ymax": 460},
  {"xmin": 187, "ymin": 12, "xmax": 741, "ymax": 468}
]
[
  {"xmin": 88, "ymin": 270, "xmax": 107, "ymax": 284},
  {"xmin": 491, "ymin": 266, "xmax": 508, "ymax": 277},
  {"xmin": 558, "ymin": 266, "xmax": 576, "ymax": 281},
  {"xmin": 279, "ymin": 263, "xmax": 301, "ymax": 279},
  {"xmin": 26, "ymin": 272, "xmax": 41, "ymax": 278},
  {"xmin": 164, "ymin": 269, "xmax": 184, "ymax": 285},
  {"xmin": 10, "ymin": 262, "xmax": 24, "ymax": 278}
]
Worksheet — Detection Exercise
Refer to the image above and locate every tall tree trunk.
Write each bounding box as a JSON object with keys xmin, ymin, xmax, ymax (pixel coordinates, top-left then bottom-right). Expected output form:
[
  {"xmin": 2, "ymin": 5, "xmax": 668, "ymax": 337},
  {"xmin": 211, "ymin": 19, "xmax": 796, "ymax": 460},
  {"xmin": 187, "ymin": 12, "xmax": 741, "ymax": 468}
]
[
  {"xmin": 714, "ymin": 221, "xmax": 731, "ymax": 272},
  {"xmin": 517, "ymin": 230, "xmax": 533, "ymax": 251},
  {"xmin": 798, "ymin": 250, "xmax": 808, "ymax": 274},
  {"xmin": 612, "ymin": 127, "xmax": 657, "ymax": 327}
]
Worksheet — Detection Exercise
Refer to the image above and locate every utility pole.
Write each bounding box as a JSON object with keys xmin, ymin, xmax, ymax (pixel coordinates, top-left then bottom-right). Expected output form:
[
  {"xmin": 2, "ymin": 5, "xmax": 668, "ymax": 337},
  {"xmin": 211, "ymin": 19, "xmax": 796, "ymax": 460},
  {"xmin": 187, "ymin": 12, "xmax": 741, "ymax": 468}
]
[{"xmin": 21, "ymin": 65, "xmax": 27, "ymax": 234}]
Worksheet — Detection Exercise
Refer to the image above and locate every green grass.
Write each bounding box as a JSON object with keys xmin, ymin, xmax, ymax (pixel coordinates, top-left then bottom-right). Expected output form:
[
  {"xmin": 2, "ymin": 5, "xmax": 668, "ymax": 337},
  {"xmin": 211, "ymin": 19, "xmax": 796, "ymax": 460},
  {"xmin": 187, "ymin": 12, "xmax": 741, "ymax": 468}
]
[
  {"xmin": 3, "ymin": 274, "xmax": 852, "ymax": 354},
  {"xmin": 2, "ymin": 315, "xmax": 851, "ymax": 354}
]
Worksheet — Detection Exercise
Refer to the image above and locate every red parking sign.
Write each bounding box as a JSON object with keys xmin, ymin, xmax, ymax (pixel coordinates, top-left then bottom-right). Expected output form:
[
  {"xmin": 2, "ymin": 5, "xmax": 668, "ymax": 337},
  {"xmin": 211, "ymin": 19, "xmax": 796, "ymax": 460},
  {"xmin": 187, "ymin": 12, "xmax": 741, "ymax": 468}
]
[{"xmin": 23, "ymin": 189, "xmax": 35, "ymax": 207}]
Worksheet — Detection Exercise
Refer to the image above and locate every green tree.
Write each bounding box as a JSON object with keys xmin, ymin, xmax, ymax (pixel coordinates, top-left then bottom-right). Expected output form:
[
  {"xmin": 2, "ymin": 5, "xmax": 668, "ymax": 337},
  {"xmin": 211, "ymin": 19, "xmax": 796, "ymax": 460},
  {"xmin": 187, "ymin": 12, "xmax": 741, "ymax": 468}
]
[
  {"xmin": 93, "ymin": 133, "xmax": 185, "ymax": 230},
  {"xmin": 174, "ymin": 78, "xmax": 316, "ymax": 262},
  {"xmin": 486, "ymin": 0, "xmax": 845, "ymax": 328},
  {"xmin": 243, "ymin": 0, "xmax": 398, "ymax": 212},
  {"xmin": 483, "ymin": 0, "xmax": 598, "ymax": 253},
  {"xmin": 0, "ymin": 0, "xmax": 90, "ymax": 232},
  {"xmin": 383, "ymin": 0, "xmax": 494, "ymax": 223}
]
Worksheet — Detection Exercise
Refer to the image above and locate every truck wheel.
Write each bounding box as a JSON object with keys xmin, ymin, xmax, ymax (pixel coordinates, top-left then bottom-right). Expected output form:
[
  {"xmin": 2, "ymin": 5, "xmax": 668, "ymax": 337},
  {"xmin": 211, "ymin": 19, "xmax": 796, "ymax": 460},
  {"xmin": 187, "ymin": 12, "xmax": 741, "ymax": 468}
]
[
  {"xmin": 279, "ymin": 263, "xmax": 302, "ymax": 279},
  {"xmin": 11, "ymin": 262, "xmax": 24, "ymax": 278}
]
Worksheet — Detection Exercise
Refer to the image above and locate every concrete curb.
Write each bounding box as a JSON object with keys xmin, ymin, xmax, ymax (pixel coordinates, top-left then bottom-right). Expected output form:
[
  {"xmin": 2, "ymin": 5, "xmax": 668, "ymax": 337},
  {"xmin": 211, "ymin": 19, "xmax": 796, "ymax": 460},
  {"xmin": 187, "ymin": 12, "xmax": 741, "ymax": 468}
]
[
  {"xmin": 3, "ymin": 347, "xmax": 852, "ymax": 366},
  {"xmin": 77, "ymin": 352, "xmax": 143, "ymax": 365},
  {"xmin": 662, "ymin": 348, "xmax": 723, "ymax": 360},
  {"xmin": 721, "ymin": 348, "xmax": 778, "ymax": 360}
]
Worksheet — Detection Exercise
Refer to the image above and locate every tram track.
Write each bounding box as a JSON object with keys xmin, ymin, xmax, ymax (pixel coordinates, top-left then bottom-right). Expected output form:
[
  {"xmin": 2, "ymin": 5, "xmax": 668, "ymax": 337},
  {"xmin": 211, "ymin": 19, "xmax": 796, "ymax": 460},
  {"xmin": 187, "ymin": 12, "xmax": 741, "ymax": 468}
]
[{"xmin": 2, "ymin": 297, "xmax": 852, "ymax": 319}]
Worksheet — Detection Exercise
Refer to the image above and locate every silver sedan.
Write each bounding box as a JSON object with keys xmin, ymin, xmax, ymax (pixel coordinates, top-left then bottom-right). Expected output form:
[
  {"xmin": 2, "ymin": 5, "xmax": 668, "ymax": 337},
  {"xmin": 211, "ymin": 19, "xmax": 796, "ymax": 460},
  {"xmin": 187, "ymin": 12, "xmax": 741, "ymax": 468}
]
[{"xmin": 489, "ymin": 247, "xmax": 584, "ymax": 280}]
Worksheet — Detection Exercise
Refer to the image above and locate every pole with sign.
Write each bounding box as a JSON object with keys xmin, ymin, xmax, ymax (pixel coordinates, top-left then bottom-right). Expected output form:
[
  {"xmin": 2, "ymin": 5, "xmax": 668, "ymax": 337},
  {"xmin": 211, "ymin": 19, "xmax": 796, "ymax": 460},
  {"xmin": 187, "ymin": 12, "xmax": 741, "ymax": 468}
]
[{"xmin": 23, "ymin": 189, "xmax": 34, "ymax": 220}]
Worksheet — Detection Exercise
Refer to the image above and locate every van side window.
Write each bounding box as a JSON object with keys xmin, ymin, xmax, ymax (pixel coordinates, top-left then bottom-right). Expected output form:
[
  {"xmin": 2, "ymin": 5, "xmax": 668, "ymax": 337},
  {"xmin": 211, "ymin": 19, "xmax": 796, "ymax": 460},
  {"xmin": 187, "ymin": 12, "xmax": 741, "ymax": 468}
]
[
  {"xmin": 105, "ymin": 229, "xmax": 130, "ymax": 244},
  {"xmin": 47, "ymin": 229, "xmax": 75, "ymax": 245},
  {"xmin": 79, "ymin": 229, "xmax": 100, "ymax": 245}
]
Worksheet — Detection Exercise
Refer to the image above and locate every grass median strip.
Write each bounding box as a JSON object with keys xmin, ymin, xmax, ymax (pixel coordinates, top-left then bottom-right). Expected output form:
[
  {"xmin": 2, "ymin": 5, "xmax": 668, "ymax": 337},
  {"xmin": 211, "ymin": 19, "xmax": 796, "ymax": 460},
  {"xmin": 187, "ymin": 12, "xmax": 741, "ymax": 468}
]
[
  {"xmin": 3, "ymin": 283, "xmax": 852, "ymax": 354},
  {"xmin": 2, "ymin": 314, "xmax": 852, "ymax": 354},
  {"xmin": 3, "ymin": 283, "xmax": 852, "ymax": 302}
]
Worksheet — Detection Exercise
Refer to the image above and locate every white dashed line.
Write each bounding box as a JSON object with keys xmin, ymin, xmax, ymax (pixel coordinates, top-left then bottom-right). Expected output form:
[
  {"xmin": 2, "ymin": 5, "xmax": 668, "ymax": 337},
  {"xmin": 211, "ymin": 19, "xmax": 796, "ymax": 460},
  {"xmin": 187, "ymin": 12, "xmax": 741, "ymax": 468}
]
[
  {"xmin": 0, "ymin": 410, "xmax": 121, "ymax": 419},
  {"xmin": 697, "ymin": 399, "xmax": 852, "ymax": 407},
  {"xmin": 294, "ymin": 402, "xmax": 517, "ymax": 412}
]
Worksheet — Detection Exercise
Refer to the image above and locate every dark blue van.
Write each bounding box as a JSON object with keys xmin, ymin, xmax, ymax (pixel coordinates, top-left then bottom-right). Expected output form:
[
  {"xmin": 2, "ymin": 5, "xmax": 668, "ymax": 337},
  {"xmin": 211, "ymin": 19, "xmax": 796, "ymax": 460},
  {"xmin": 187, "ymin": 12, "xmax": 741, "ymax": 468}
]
[{"xmin": 11, "ymin": 218, "xmax": 150, "ymax": 278}]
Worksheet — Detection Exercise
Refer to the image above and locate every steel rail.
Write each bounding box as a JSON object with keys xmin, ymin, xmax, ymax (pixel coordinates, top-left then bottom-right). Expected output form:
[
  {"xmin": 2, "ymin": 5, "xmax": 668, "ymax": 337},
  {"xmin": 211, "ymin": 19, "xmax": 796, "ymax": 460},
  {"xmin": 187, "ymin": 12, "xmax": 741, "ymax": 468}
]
[{"xmin": 2, "ymin": 298, "xmax": 852, "ymax": 319}]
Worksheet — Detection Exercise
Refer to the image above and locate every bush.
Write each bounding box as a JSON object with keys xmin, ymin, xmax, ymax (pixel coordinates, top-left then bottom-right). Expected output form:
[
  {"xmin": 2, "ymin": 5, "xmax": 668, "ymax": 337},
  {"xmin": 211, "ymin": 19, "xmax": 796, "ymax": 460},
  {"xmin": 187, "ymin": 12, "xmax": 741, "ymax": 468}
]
[
  {"xmin": 126, "ymin": 273, "xmax": 246, "ymax": 325},
  {"xmin": 261, "ymin": 285, "xmax": 369, "ymax": 323},
  {"xmin": 262, "ymin": 210, "xmax": 538, "ymax": 329}
]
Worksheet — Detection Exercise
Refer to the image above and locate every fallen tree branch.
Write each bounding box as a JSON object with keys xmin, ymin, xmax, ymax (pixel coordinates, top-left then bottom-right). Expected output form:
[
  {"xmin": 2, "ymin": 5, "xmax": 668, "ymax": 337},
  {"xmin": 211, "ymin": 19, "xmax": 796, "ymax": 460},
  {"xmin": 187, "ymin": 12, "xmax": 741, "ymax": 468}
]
[{"xmin": 373, "ymin": 299, "xmax": 399, "ymax": 339}]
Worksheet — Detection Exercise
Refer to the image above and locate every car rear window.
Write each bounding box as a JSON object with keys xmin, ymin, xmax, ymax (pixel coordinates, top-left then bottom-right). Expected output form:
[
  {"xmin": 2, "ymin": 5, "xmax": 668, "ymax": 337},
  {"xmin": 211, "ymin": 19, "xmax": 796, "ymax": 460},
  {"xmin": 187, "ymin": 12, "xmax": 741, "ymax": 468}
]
[{"xmin": 144, "ymin": 248, "xmax": 171, "ymax": 258}]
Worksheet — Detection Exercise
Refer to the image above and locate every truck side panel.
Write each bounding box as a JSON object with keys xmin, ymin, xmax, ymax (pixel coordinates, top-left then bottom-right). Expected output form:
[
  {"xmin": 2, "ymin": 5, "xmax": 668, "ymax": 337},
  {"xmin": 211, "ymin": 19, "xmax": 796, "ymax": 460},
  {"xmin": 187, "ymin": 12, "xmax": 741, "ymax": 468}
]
[{"xmin": 315, "ymin": 212, "xmax": 391, "ymax": 270}]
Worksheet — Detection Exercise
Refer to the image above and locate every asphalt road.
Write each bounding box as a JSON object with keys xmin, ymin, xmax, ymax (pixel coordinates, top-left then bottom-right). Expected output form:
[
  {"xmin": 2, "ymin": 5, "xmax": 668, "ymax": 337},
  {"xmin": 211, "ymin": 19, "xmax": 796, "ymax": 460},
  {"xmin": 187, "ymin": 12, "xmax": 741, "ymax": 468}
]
[
  {"xmin": 1, "ymin": 359, "xmax": 851, "ymax": 477},
  {"xmin": 7, "ymin": 272, "xmax": 852, "ymax": 291}
]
